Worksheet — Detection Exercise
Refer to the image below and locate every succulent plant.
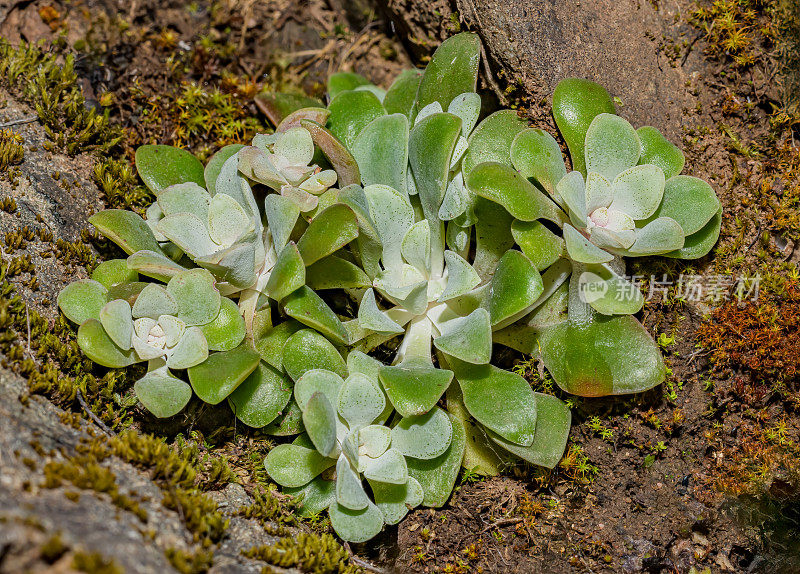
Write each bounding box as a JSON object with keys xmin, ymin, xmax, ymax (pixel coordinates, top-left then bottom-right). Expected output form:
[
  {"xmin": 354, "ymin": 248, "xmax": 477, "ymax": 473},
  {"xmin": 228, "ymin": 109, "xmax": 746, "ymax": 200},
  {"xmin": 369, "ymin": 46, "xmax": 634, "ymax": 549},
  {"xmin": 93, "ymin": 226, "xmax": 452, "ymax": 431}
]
[
  {"xmin": 55, "ymin": 30, "xmax": 721, "ymax": 544},
  {"xmin": 265, "ymin": 345, "xmax": 452, "ymax": 541}
]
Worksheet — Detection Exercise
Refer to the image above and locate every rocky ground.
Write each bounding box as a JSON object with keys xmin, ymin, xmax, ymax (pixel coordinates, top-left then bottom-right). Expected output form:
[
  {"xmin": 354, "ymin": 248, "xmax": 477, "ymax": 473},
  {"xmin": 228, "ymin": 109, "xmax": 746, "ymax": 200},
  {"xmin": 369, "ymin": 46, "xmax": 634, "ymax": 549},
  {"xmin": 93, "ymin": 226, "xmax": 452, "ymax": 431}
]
[{"xmin": 0, "ymin": 0, "xmax": 798, "ymax": 573}]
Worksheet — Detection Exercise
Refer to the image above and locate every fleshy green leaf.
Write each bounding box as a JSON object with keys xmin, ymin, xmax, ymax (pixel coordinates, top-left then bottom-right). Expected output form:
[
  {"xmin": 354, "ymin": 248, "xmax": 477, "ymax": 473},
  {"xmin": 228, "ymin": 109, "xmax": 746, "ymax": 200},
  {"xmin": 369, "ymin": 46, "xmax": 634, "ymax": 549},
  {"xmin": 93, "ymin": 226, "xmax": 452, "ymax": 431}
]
[
  {"xmin": 328, "ymin": 72, "xmax": 371, "ymax": 99},
  {"xmin": 285, "ymin": 477, "xmax": 336, "ymax": 517},
  {"xmin": 473, "ymin": 198, "xmax": 515, "ymax": 281},
  {"xmin": 264, "ymin": 399, "xmax": 304, "ymax": 436},
  {"xmin": 439, "ymin": 250, "xmax": 480, "ymax": 301},
  {"xmin": 99, "ymin": 299, "xmax": 133, "ymax": 350},
  {"xmin": 296, "ymin": 204, "xmax": 359, "ymax": 266},
  {"xmin": 303, "ymin": 392, "xmax": 338, "ymax": 457},
  {"xmin": 336, "ymin": 456, "xmax": 370, "ymax": 511},
  {"xmin": 364, "ymin": 184, "xmax": 415, "ymax": 269},
  {"xmin": 207, "ymin": 193, "xmax": 250, "ymax": 246},
  {"xmin": 166, "ymin": 326, "xmax": 208, "ymax": 369},
  {"xmin": 205, "ymin": 144, "xmax": 243, "ymax": 195},
  {"xmin": 266, "ymin": 242, "xmax": 305, "ymax": 301},
  {"xmin": 628, "ymin": 217, "xmax": 685, "ymax": 255},
  {"xmin": 538, "ymin": 313, "xmax": 665, "ymax": 396},
  {"xmin": 451, "ymin": 359, "xmax": 537, "ymax": 446},
  {"xmin": 199, "ymin": 297, "xmax": 246, "ymax": 351},
  {"xmin": 379, "ymin": 364, "xmax": 452, "ymax": 418},
  {"xmin": 265, "ymin": 444, "xmax": 336, "ymax": 488},
  {"xmin": 131, "ymin": 284, "xmax": 178, "ymax": 319},
  {"xmin": 384, "ymin": 69, "xmax": 423, "ymax": 118},
  {"xmin": 664, "ymin": 208, "xmax": 721, "ymax": 260},
  {"xmin": 433, "ymin": 308, "xmax": 492, "ymax": 364},
  {"xmin": 358, "ymin": 289, "xmax": 403, "ymax": 334},
  {"xmin": 329, "ymin": 501, "xmax": 384, "ymax": 543},
  {"xmin": 415, "ymin": 32, "xmax": 480, "ymax": 114},
  {"xmin": 488, "ymin": 250, "xmax": 543, "ymax": 326},
  {"xmin": 306, "ymin": 255, "xmax": 371, "ymax": 290},
  {"xmin": 406, "ymin": 411, "xmax": 466, "ymax": 507},
  {"xmin": 228, "ymin": 361, "xmax": 292, "ymax": 428},
  {"xmin": 294, "ymin": 369, "xmax": 344, "ymax": 412},
  {"xmin": 646, "ymin": 175, "xmax": 720, "ymax": 236},
  {"xmin": 637, "ymin": 126, "xmax": 685, "ymax": 180},
  {"xmin": 301, "ymin": 120, "xmax": 361, "ymax": 187},
  {"xmin": 126, "ymin": 250, "xmax": 187, "ymax": 283},
  {"xmin": 363, "ymin": 448, "xmax": 408, "ymax": 485},
  {"xmin": 77, "ymin": 318, "xmax": 137, "ymax": 368},
  {"xmin": 353, "ymin": 114, "xmax": 409, "ymax": 193},
  {"xmin": 552, "ymin": 78, "xmax": 615, "ymax": 175},
  {"xmin": 510, "ymin": 128, "xmax": 567, "ymax": 196},
  {"xmin": 466, "ymin": 162, "xmax": 564, "ymax": 224},
  {"xmin": 283, "ymin": 286, "xmax": 348, "ymax": 345},
  {"xmin": 158, "ymin": 182, "xmax": 210, "ymax": 220},
  {"xmin": 511, "ymin": 220, "xmax": 565, "ymax": 271},
  {"xmin": 408, "ymin": 113, "xmax": 462, "ymax": 223},
  {"xmin": 391, "ymin": 407, "xmax": 453, "ymax": 460},
  {"xmin": 584, "ymin": 113, "xmax": 641, "ymax": 181},
  {"xmin": 609, "ymin": 164, "xmax": 666, "ymax": 220},
  {"xmin": 89, "ymin": 209, "xmax": 164, "ymax": 255},
  {"xmin": 563, "ymin": 224, "xmax": 613, "ymax": 264},
  {"xmin": 282, "ymin": 329, "xmax": 347, "ymax": 382},
  {"xmin": 338, "ymin": 373, "xmax": 386, "ymax": 427},
  {"xmin": 401, "ymin": 221, "xmax": 431, "ymax": 276},
  {"xmin": 135, "ymin": 144, "xmax": 206, "ymax": 195},
  {"xmin": 157, "ymin": 213, "xmax": 217, "ymax": 258},
  {"xmin": 58, "ymin": 279, "xmax": 108, "ymax": 325},
  {"xmin": 370, "ymin": 477, "xmax": 423, "ymax": 524},
  {"xmin": 134, "ymin": 369, "xmax": 192, "ymax": 418},
  {"xmin": 577, "ymin": 267, "xmax": 644, "ymax": 316},
  {"xmin": 167, "ymin": 269, "xmax": 221, "ymax": 326},
  {"xmin": 462, "ymin": 110, "xmax": 529, "ymax": 177},
  {"xmin": 91, "ymin": 260, "xmax": 138, "ymax": 289},
  {"xmin": 276, "ymin": 107, "xmax": 331, "ymax": 133},
  {"xmin": 326, "ymin": 90, "xmax": 386, "ymax": 150},
  {"xmin": 487, "ymin": 392, "xmax": 570, "ymax": 469},
  {"xmin": 188, "ymin": 344, "xmax": 260, "ymax": 404}
]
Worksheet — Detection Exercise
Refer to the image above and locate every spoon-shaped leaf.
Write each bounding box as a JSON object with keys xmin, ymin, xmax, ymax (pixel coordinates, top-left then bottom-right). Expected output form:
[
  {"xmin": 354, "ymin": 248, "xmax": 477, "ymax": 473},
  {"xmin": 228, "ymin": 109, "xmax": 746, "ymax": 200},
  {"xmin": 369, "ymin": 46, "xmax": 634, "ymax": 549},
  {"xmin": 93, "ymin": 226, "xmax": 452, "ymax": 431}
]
[
  {"xmin": 511, "ymin": 220, "xmax": 565, "ymax": 271},
  {"xmin": 285, "ymin": 477, "xmax": 336, "ymax": 517},
  {"xmin": 358, "ymin": 289, "xmax": 404, "ymax": 334},
  {"xmin": 363, "ymin": 448, "xmax": 408, "ymax": 485},
  {"xmin": 326, "ymin": 90, "xmax": 386, "ymax": 150},
  {"xmin": 276, "ymin": 107, "xmax": 331, "ymax": 133},
  {"xmin": 462, "ymin": 110, "xmax": 529, "ymax": 177},
  {"xmin": 486, "ymin": 392, "xmax": 570, "ymax": 469},
  {"xmin": 199, "ymin": 297, "xmax": 246, "ymax": 352},
  {"xmin": 91, "ymin": 259, "xmax": 138, "ymax": 289},
  {"xmin": 134, "ymin": 369, "xmax": 193, "ymax": 418},
  {"xmin": 538, "ymin": 313, "xmax": 665, "ymax": 396},
  {"xmin": 265, "ymin": 444, "xmax": 336, "ymax": 488},
  {"xmin": 255, "ymin": 92, "xmax": 323, "ymax": 126},
  {"xmin": 89, "ymin": 209, "xmax": 164, "ymax": 256},
  {"xmin": 300, "ymin": 120, "xmax": 361, "ymax": 187},
  {"xmin": 563, "ymin": 224, "xmax": 613, "ymax": 264},
  {"xmin": 414, "ymin": 32, "xmax": 480, "ymax": 114},
  {"xmin": 379, "ymin": 365, "xmax": 453, "ymax": 418},
  {"xmin": 433, "ymin": 308, "xmax": 492, "ymax": 364},
  {"xmin": 264, "ymin": 399, "xmax": 304, "ymax": 436},
  {"xmin": 450, "ymin": 359, "xmax": 537, "ymax": 446},
  {"xmin": 77, "ymin": 318, "xmax": 137, "ymax": 368},
  {"xmin": 228, "ymin": 361, "xmax": 292, "ymax": 428},
  {"xmin": 645, "ymin": 175, "xmax": 720, "ymax": 236},
  {"xmin": 99, "ymin": 299, "xmax": 133, "ymax": 350},
  {"xmin": 466, "ymin": 162, "xmax": 565, "ymax": 224},
  {"xmin": 205, "ymin": 144, "xmax": 243, "ymax": 195},
  {"xmin": 166, "ymin": 326, "xmax": 208, "ymax": 369},
  {"xmin": 406, "ymin": 411, "xmax": 466, "ymax": 507},
  {"xmin": 391, "ymin": 407, "xmax": 453, "ymax": 460},
  {"xmin": 126, "ymin": 250, "xmax": 187, "ymax": 283},
  {"xmin": 188, "ymin": 344, "xmax": 260, "ymax": 404},
  {"xmin": 488, "ymin": 250, "xmax": 543, "ymax": 326},
  {"xmin": 353, "ymin": 114, "xmax": 409, "ymax": 193},
  {"xmin": 439, "ymin": 250, "xmax": 480, "ymax": 301},
  {"xmin": 664, "ymin": 209, "xmax": 721, "ymax": 260},
  {"xmin": 282, "ymin": 328, "xmax": 348, "ymax": 382},
  {"xmin": 328, "ymin": 72, "xmax": 371, "ymax": 99},
  {"xmin": 296, "ymin": 203, "xmax": 359, "ymax": 266},
  {"xmin": 585, "ymin": 113, "xmax": 641, "ymax": 181},
  {"xmin": 370, "ymin": 477, "xmax": 424, "ymax": 524},
  {"xmin": 384, "ymin": 69, "xmax": 423, "ymax": 117},
  {"xmin": 135, "ymin": 144, "xmax": 205, "ymax": 195},
  {"xmin": 336, "ymin": 456, "xmax": 370, "ymax": 511},
  {"xmin": 303, "ymin": 392, "xmax": 338, "ymax": 457},
  {"xmin": 552, "ymin": 78, "xmax": 615, "ymax": 175},
  {"xmin": 409, "ymin": 113, "xmax": 462, "ymax": 221},
  {"xmin": 306, "ymin": 255, "xmax": 371, "ymax": 290},
  {"xmin": 283, "ymin": 286, "xmax": 348, "ymax": 345},
  {"xmin": 266, "ymin": 242, "xmax": 305, "ymax": 301},
  {"xmin": 627, "ymin": 217, "xmax": 685, "ymax": 255},
  {"xmin": 294, "ymin": 369, "xmax": 345, "ymax": 409},
  {"xmin": 329, "ymin": 500, "xmax": 384, "ymax": 543},
  {"xmin": 637, "ymin": 126, "xmax": 685, "ymax": 180},
  {"xmin": 338, "ymin": 373, "xmax": 386, "ymax": 427},
  {"xmin": 58, "ymin": 279, "xmax": 108, "ymax": 325},
  {"xmin": 131, "ymin": 284, "xmax": 178, "ymax": 319},
  {"xmin": 510, "ymin": 128, "xmax": 567, "ymax": 197}
]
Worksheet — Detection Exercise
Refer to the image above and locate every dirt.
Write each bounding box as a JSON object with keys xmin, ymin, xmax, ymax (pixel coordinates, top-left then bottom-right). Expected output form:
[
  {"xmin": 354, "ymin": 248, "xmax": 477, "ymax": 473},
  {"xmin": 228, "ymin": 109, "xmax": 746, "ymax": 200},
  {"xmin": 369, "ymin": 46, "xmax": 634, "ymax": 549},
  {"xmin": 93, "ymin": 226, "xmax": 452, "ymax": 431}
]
[{"xmin": 0, "ymin": 0, "xmax": 797, "ymax": 573}]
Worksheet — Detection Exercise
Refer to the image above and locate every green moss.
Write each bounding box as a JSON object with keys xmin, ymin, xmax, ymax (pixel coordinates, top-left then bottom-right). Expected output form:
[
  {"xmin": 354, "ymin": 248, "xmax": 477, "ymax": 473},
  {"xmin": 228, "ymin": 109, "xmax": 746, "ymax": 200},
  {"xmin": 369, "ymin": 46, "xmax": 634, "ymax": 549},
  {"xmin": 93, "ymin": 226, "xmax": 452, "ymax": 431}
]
[
  {"xmin": 0, "ymin": 129, "xmax": 24, "ymax": 170},
  {"xmin": 243, "ymin": 531, "xmax": 362, "ymax": 574},
  {"xmin": 0, "ymin": 40, "xmax": 124, "ymax": 155},
  {"xmin": 72, "ymin": 550, "xmax": 124, "ymax": 574},
  {"xmin": 93, "ymin": 158, "xmax": 154, "ymax": 214},
  {"xmin": 39, "ymin": 533, "xmax": 68, "ymax": 563},
  {"xmin": 239, "ymin": 486, "xmax": 299, "ymax": 527},
  {"xmin": 165, "ymin": 547, "xmax": 215, "ymax": 574}
]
